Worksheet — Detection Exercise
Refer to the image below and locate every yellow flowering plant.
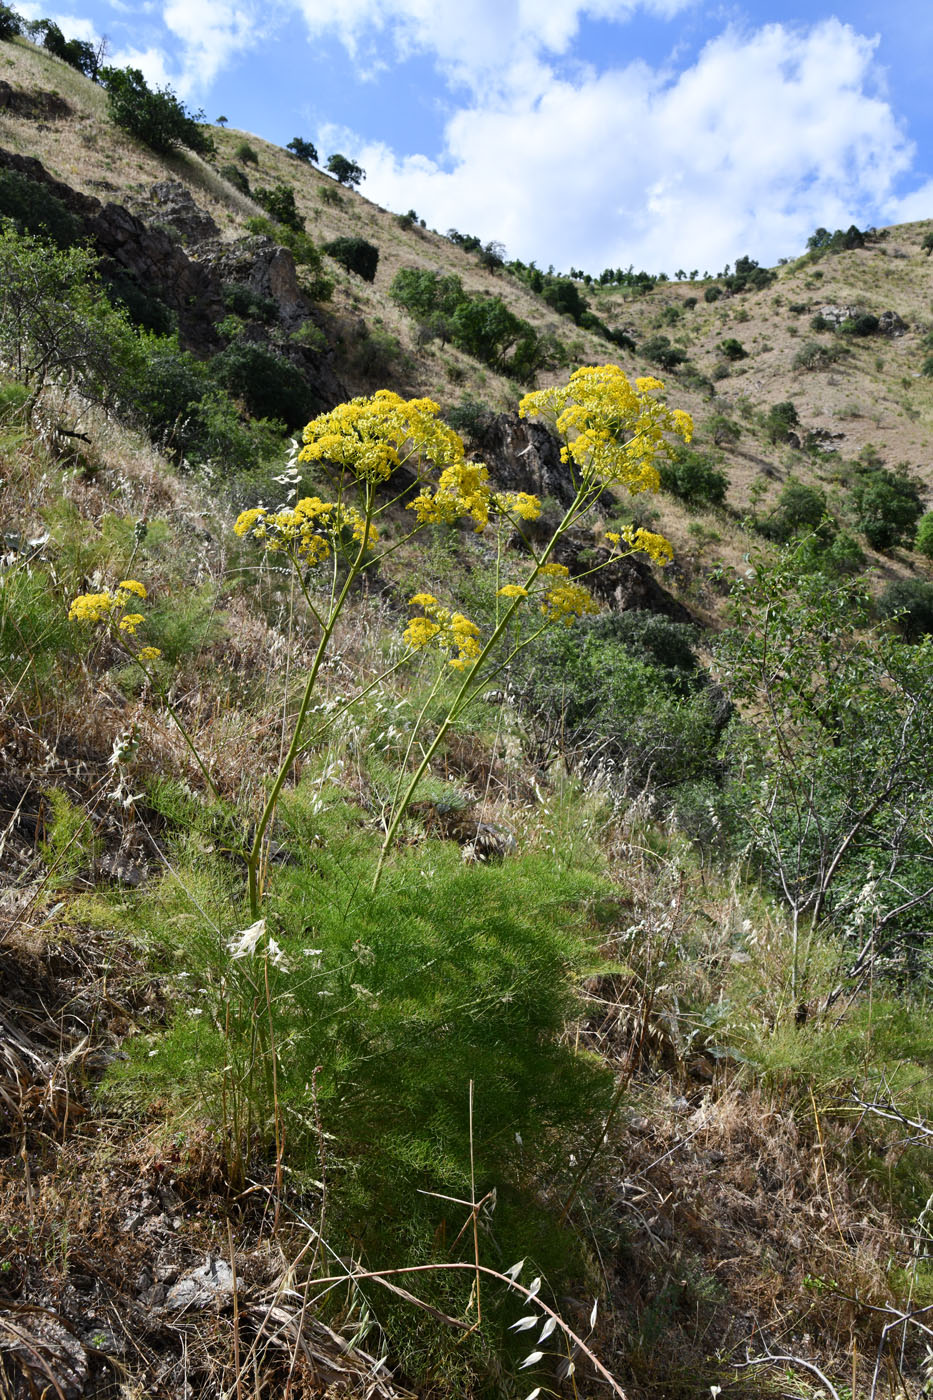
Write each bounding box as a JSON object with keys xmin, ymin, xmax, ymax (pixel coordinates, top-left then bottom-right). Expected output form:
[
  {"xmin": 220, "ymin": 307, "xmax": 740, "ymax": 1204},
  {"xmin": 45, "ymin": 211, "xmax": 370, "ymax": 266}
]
[{"xmin": 69, "ymin": 371, "xmax": 690, "ymax": 910}]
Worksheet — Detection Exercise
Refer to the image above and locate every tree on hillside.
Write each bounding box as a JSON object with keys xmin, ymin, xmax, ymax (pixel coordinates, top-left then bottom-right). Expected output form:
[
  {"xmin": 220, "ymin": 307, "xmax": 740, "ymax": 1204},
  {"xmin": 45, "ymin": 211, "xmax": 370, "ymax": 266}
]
[
  {"xmin": 326, "ymin": 153, "xmax": 364, "ymax": 187},
  {"xmin": 287, "ymin": 136, "xmax": 318, "ymax": 164},
  {"xmin": 0, "ymin": 3, "xmax": 22, "ymax": 40},
  {"xmin": 102, "ymin": 66, "xmax": 214, "ymax": 156}
]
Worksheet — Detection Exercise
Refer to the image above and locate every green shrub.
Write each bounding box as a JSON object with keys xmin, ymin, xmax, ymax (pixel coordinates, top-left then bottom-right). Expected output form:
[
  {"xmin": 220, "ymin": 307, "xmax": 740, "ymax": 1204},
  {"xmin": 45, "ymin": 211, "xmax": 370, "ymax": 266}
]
[
  {"xmin": 707, "ymin": 412, "xmax": 741, "ymax": 446},
  {"xmin": 788, "ymin": 302, "xmax": 808, "ymax": 315},
  {"xmin": 793, "ymin": 339, "xmax": 850, "ymax": 370},
  {"xmin": 915, "ymin": 512, "xmax": 933, "ymax": 559},
  {"xmin": 848, "ymin": 460, "xmax": 923, "ymax": 550},
  {"xmin": 718, "ymin": 337, "xmax": 747, "ymax": 361},
  {"xmin": 839, "ymin": 313, "xmax": 879, "ymax": 336},
  {"xmin": 878, "ymin": 579, "xmax": 933, "ymax": 642},
  {"xmin": 758, "ymin": 479, "xmax": 830, "ymax": 542},
  {"xmin": 318, "ymin": 184, "xmax": 343, "ymax": 207},
  {"xmin": 921, "ymin": 355, "xmax": 933, "ymax": 378},
  {"xmin": 101, "ymin": 67, "xmax": 214, "ymax": 156},
  {"xmin": 0, "ymin": 168, "xmax": 82, "ymax": 248},
  {"xmin": 516, "ymin": 612, "xmax": 723, "ymax": 793},
  {"xmin": 221, "ymin": 281, "xmax": 277, "ymax": 322},
  {"xmin": 286, "ymin": 136, "xmax": 317, "ymax": 164},
  {"xmin": 704, "ymin": 285, "xmax": 722, "ymax": 302},
  {"xmin": 219, "ymin": 163, "xmax": 250, "ymax": 195},
  {"xmin": 641, "ymin": 334, "xmax": 687, "ymax": 369},
  {"xmin": 212, "ymin": 340, "xmax": 317, "ymax": 428},
  {"xmin": 763, "ymin": 399, "xmax": 799, "ymax": 444},
  {"xmin": 35, "ymin": 19, "xmax": 99, "ymax": 77},
  {"xmin": 323, "ymin": 235, "xmax": 379, "ymax": 282},
  {"xmin": 0, "ymin": 226, "xmax": 146, "ymax": 408},
  {"xmin": 252, "ymin": 184, "xmax": 304, "ymax": 232},
  {"xmin": 658, "ymin": 444, "xmax": 728, "ymax": 508},
  {"xmin": 234, "ymin": 141, "xmax": 258, "ymax": 165},
  {"xmin": 446, "ymin": 396, "xmax": 496, "ymax": 445}
]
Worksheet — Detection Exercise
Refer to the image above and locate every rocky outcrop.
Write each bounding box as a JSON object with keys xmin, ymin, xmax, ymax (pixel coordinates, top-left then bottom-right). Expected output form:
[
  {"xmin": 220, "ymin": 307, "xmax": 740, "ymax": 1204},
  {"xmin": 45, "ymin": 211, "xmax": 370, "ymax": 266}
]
[
  {"xmin": 0, "ymin": 81, "xmax": 71, "ymax": 120},
  {"xmin": 0, "ymin": 149, "xmax": 224, "ymax": 350},
  {"xmin": 0, "ymin": 150, "xmax": 347, "ymax": 403},
  {"xmin": 480, "ymin": 412, "xmax": 694, "ymax": 623},
  {"xmin": 133, "ymin": 180, "xmax": 220, "ymax": 246},
  {"xmin": 478, "ymin": 411, "xmax": 578, "ymax": 507}
]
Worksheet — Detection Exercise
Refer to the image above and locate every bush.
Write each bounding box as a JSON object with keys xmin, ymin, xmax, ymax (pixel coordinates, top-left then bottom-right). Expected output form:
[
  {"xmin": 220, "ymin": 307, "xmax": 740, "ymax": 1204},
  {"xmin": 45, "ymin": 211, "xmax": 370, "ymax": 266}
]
[
  {"xmin": 809, "ymin": 314, "xmax": 833, "ymax": 332},
  {"xmin": 234, "ymin": 141, "xmax": 258, "ymax": 165},
  {"xmin": 879, "ymin": 579, "xmax": 933, "ymax": 641},
  {"xmin": 0, "ymin": 225, "xmax": 146, "ymax": 409},
  {"xmin": 0, "ymin": 3, "xmax": 22, "ymax": 40},
  {"xmin": 446, "ymin": 396, "xmax": 496, "ymax": 445},
  {"xmin": 102, "ymin": 67, "xmax": 213, "ymax": 156},
  {"xmin": 793, "ymin": 339, "xmax": 850, "ymax": 370},
  {"xmin": 915, "ymin": 512, "xmax": 933, "ymax": 559},
  {"xmin": 849, "ymin": 461, "xmax": 924, "ymax": 550},
  {"xmin": 763, "ymin": 399, "xmax": 799, "ymax": 444},
  {"xmin": 707, "ymin": 412, "xmax": 741, "ymax": 446},
  {"xmin": 212, "ymin": 340, "xmax": 317, "ymax": 429},
  {"xmin": 839, "ymin": 313, "xmax": 879, "ymax": 336},
  {"xmin": 0, "ymin": 168, "xmax": 82, "ymax": 247},
  {"xmin": 252, "ymin": 184, "xmax": 304, "ymax": 232},
  {"xmin": 719, "ymin": 337, "xmax": 747, "ymax": 361},
  {"xmin": 323, "ymin": 235, "xmax": 379, "ymax": 282},
  {"xmin": 36, "ymin": 19, "xmax": 99, "ymax": 77},
  {"xmin": 222, "ymin": 282, "xmax": 276, "ymax": 322},
  {"xmin": 641, "ymin": 334, "xmax": 687, "ymax": 369},
  {"xmin": 704, "ymin": 285, "xmax": 723, "ymax": 303},
  {"xmin": 516, "ymin": 613, "xmax": 723, "ymax": 794},
  {"xmin": 759, "ymin": 479, "xmax": 830, "ymax": 543},
  {"xmin": 723, "ymin": 255, "xmax": 776, "ymax": 293},
  {"xmin": 219, "ymin": 163, "xmax": 250, "ymax": 195},
  {"xmin": 658, "ymin": 444, "xmax": 728, "ymax": 508}
]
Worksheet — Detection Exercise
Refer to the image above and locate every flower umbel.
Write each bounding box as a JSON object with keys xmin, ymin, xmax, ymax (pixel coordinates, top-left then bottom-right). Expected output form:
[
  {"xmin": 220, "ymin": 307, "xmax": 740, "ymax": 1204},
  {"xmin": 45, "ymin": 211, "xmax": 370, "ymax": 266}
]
[
  {"xmin": 404, "ymin": 594, "xmax": 482, "ymax": 668},
  {"xmin": 519, "ymin": 364, "xmax": 693, "ymax": 495}
]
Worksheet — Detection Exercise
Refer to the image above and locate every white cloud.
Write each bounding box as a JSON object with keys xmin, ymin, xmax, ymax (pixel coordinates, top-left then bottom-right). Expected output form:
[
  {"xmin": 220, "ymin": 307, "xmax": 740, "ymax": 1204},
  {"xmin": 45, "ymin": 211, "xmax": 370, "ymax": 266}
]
[
  {"xmin": 296, "ymin": 0, "xmax": 695, "ymax": 85},
  {"xmin": 884, "ymin": 180, "xmax": 933, "ymax": 226},
  {"xmin": 349, "ymin": 20, "xmax": 915, "ymax": 272}
]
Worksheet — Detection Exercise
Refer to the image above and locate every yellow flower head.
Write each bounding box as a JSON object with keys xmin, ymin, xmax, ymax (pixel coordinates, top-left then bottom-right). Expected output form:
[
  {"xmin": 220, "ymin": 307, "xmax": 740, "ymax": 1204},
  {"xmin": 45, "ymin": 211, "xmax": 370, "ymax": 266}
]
[
  {"xmin": 541, "ymin": 580, "xmax": 600, "ymax": 627},
  {"xmin": 117, "ymin": 580, "xmax": 147, "ymax": 599},
  {"xmin": 136, "ymin": 646, "xmax": 162, "ymax": 661},
  {"xmin": 497, "ymin": 584, "xmax": 528, "ymax": 599},
  {"xmin": 118, "ymin": 613, "xmax": 145, "ymax": 634},
  {"xmin": 621, "ymin": 525, "xmax": 675, "ymax": 566},
  {"xmin": 403, "ymin": 595, "xmax": 483, "ymax": 667},
  {"xmin": 519, "ymin": 364, "xmax": 693, "ymax": 496}
]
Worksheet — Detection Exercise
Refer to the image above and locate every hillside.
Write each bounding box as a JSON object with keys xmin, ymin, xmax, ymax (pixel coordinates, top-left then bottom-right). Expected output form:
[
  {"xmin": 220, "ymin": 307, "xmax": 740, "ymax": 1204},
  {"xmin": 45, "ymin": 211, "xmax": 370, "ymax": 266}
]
[{"xmin": 2, "ymin": 29, "xmax": 933, "ymax": 1400}]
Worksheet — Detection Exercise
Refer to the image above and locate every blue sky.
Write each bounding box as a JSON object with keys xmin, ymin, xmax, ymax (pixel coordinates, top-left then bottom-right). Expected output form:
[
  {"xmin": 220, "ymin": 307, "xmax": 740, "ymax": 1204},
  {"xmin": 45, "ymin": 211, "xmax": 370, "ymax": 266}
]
[{"xmin": 29, "ymin": 0, "xmax": 933, "ymax": 275}]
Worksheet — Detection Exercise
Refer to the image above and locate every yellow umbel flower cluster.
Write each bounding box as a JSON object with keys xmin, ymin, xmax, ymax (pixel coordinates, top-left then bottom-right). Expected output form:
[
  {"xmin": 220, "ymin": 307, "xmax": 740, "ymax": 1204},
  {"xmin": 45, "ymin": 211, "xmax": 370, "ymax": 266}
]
[
  {"xmin": 536, "ymin": 563, "xmax": 600, "ymax": 626},
  {"xmin": 619, "ymin": 525, "xmax": 675, "ymax": 566},
  {"xmin": 409, "ymin": 464, "xmax": 543, "ymax": 534},
  {"xmin": 403, "ymin": 593, "xmax": 482, "ymax": 669},
  {"xmin": 68, "ymin": 581, "xmax": 161, "ymax": 659},
  {"xmin": 233, "ymin": 496, "xmax": 376, "ymax": 561},
  {"xmin": 519, "ymin": 364, "xmax": 693, "ymax": 495},
  {"xmin": 298, "ymin": 390, "xmax": 464, "ymax": 483}
]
